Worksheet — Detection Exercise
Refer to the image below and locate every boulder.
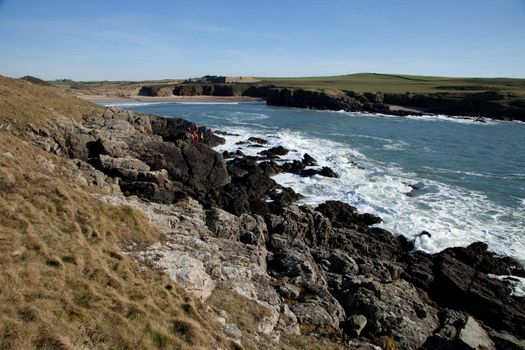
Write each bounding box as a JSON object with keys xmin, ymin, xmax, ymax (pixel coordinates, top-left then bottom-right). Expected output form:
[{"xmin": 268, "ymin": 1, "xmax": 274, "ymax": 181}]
[
  {"xmin": 260, "ymin": 146, "xmax": 289, "ymax": 158},
  {"xmin": 302, "ymin": 153, "xmax": 318, "ymax": 166},
  {"xmin": 247, "ymin": 137, "xmax": 268, "ymax": 145},
  {"xmin": 346, "ymin": 314, "xmax": 368, "ymax": 337},
  {"xmin": 205, "ymin": 208, "xmax": 241, "ymax": 240},
  {"xmin": 430, "ymin": 246, "xmax": 525, "ymax": 337},
  {"xmin": 337, "ymin": 275, "xmax": 439, "ymax": 349},
  {"xmin": 459, "ymin": 317, "xmax": 495, "ymax": 350}
]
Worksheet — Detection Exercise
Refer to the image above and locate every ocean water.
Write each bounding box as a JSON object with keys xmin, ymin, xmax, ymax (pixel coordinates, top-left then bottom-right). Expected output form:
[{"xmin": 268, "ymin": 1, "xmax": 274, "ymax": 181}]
[{"xmin": 110, "ymin": 101, "xmax": 525, "ymax": 263}]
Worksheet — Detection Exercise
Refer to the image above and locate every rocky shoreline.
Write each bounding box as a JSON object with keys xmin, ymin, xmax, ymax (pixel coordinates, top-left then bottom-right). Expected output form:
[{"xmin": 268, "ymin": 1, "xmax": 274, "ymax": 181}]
[
  {"xmin": 25, "ymin": 104, "xmax": 525, "ymax": 349},
  {"xmin": 138, "ymin": 83, "xmax": 525, "ymax": 122}
]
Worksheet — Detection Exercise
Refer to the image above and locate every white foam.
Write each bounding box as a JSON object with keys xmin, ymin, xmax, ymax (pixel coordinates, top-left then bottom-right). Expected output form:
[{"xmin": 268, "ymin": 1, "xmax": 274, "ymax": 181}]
[
  {"xmin": 489, "ymin": 275, "xmax": 525, "ymax": 297},
  {"xmin": 340, "ymin": 111, "xmax": 503, "ymax": 125},
  {"xmin": 383, "ymin": 141, "xmax": 409, "ymax": 151},
  {"xmin": 174, "ymin": 102, "xmax": 241, "ymax": 105},
  {"xmin": 100, "ymin": 101, "xmax": 173, "ymax": 107},
  {"xmin": 215, "ymin": 127, "xmax": 525, "ymax": 261}
]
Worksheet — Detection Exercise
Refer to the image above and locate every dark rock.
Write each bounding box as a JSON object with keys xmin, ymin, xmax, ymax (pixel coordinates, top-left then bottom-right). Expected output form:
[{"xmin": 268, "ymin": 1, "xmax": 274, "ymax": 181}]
[
  {"xmin": 259, "ymin": 146, "xmax": 289, "ymax": 158},
  {"xmin": 336, "ymin": 275, "xmax": 439, "ymax": 349},
  {"xmin": 247, "ymin": 137, "xmax": 268, "ymax": 144},
  {"xmin": 488, "ymin": 329, "xmax": 525, "ymax": 350},
  {"xmin": 316, "ymin": 201, "xmax": 382, "ymax": 229},
  {"xmin": 302, "ymin": 153, "xmax": 317, "ymax": 166},
  {"xmin": 299, "ymin": 166, "xmax": 337, "ymax": 178},
  {"xmin": 258, "ymin": 161, "xmax": 282, "ymax": 176},
  {"xmin": 346, "ymin": 314, "xmax": 367, "ymax": 337},
  {"xmin": 281, "ymin": 160, "xmax": 305, "ymax": 173},
  {"xmin": 429, "ymin": 243, "xmax": 525, "ymax": 337},
  {"xmin": 271, "ymin": 187, "xmax": 302, "ymax": 205}
]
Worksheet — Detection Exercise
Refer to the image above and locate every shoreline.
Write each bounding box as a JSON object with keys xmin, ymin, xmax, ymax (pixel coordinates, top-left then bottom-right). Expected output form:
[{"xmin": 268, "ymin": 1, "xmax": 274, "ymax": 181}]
[{"xmin": 77, "ymin": 94, "xmax": 264, "ymax": 104}]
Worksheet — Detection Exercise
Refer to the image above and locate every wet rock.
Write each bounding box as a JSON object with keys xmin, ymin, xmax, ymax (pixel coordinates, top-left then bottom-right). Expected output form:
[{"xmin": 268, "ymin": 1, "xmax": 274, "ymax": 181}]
[
  {"xmin": 247, "ymin": 137, "xmax": 268, "ymax": 144},
  {"xmin": 259, "ymin": 146, "xmax": 289, "ymax": 158},
  {"xmin": 226, "ymin": 157, "xmax": 257, "ymax": 178},
  {"xmin": 316, "ymin": 200, "xmax": 382, "ymax": 229},
  {"xmin": 319, "ymin": 166, "xmax": 338, "ymax": 178},
  {"xmin": 271, "ymin": 187, "xmax": 302, "ymax": 205},
  {"xmin": 302, "ymin": 153, "xmax": 317, "ymax": 166},
  {"xmin": 258, "ymin": 161, "xmax": 282, "ymax": 176},
  {"xmin": 488, "ymin": 329, "xmax": 525, "ymax": 350},
  {"xmin": 282, "ymin": 160, "xmax": 306, "ymax": 173},
  {"xmin": 430, "ymin": 243, "xmax": 525, "ymax": 336}
]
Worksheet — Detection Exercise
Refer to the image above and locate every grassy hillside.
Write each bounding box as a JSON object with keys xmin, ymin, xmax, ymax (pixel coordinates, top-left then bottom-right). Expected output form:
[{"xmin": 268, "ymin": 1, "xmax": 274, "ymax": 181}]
[
  {"xmin": 259, "ymin": 73, "xmax": 525, "ymax": 95},
  {"xmin": 51, "ymin": 79, "xmax": 182, "ymax": 97},
  {"xmin": 0, "ymin": 77, "xmax": 230, "ymax": 349},
  {"xmin": 0, "ymin": 75, "xmax": 102, "ymax": 129}
]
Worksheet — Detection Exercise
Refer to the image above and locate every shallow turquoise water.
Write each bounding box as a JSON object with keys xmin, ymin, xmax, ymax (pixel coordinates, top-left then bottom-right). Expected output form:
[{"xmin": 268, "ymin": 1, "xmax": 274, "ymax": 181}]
[{"xmin": 115, "ymin": 101, "xmax": 525, "ymax": 260}]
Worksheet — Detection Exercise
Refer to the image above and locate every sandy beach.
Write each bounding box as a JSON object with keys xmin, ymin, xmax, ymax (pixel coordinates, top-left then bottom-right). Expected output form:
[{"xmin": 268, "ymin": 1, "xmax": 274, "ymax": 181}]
[{"xmin": 77, "ymin": 94, "xmax": 264, "ymax": 104}]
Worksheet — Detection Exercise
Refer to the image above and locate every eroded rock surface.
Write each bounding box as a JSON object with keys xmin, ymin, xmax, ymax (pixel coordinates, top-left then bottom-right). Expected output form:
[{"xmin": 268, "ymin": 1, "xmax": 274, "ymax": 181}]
[{"xmin": 28, "ymin": 105, "xmax": 525, "ymax": 349}]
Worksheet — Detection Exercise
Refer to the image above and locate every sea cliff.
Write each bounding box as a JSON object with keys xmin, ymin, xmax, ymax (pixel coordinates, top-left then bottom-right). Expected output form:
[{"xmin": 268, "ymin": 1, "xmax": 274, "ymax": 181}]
[{"xmin": 138, "ymin": 82, "xmax": 525, "ymax": 121}]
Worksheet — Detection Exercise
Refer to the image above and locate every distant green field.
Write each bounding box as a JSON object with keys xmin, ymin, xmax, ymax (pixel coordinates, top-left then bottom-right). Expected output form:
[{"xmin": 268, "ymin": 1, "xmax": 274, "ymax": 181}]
[
  {"xmin": 259, "ymin": 73, "xmax": 525, "ymax": 95},
  {"xmin": 47, "ymin": 73, "xmax": 525, "ymax": 98},
  {"xmin": 50, "ymin": 79, "xmax": 182, "ymax": 96}
]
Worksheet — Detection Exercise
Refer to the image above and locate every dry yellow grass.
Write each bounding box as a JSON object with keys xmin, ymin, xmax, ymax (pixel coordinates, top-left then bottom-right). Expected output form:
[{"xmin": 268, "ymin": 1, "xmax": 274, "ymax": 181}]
[
  {"xmin": 0, "ymin": 131, "xmax": 235, "ymax": 349},
  {"xmin": 0, "ymin": 76, "xmax": 233, "ymax": 349},
  {"xmin": 0, "ymin": 75, "xmax": 102, "ymax": 130}
]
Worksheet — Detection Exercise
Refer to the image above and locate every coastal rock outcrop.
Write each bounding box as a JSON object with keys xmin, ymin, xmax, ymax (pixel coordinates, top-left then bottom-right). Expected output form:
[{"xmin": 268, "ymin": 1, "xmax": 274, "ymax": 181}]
[{"xmin": 27, "ymin": 104, "xmax": 525, "ymax": 349}]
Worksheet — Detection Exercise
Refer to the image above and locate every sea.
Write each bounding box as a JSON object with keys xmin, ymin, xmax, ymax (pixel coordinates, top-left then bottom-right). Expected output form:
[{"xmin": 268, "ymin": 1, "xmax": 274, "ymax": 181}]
[{"xmin": 105, "ymin": 101, "xmax": 525, "ymax": 268}]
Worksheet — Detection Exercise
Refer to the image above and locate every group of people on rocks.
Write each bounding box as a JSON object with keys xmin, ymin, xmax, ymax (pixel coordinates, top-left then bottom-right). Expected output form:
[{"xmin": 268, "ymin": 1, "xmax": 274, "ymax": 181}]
[{"xmin": 189, "ymin": 125, "xmax": 212, "ymax": 144}]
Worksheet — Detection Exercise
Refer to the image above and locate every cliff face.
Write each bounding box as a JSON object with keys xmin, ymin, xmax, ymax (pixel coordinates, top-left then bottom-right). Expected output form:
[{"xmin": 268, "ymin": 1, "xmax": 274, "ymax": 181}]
[{"xmin": 138, "ymin": 82, "xmax": 525, "ymax": 121}]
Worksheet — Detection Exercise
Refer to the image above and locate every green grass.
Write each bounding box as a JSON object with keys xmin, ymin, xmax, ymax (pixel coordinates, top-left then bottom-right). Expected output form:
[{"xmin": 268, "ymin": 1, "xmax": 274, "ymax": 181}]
[
  {"xmin": 47, "ymin": 73, "xmax": 525, "ymax": 98},
  {"xmin": 258, "ymin": 73, "xmax": 525, "ymax": 95}
]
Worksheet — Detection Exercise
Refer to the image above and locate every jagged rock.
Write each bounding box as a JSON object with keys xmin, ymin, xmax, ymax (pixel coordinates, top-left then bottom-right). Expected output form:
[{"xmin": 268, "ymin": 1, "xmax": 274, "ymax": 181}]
[
  {"xmin": 205, "ymin": 208, "xmax": 241, "ymax": 240},
  {"xmin": 278, "ymin": 284, "xmax": 301, "ymax": 299},
  {"xmin": 291, "ymin": 287, "xmax": 346, "ymax": 337},
  {"xmin": 227, "ymin": 157, "xmax": 257, "ymax": 178},
  {"xmin": 459, "ymin": 317, "xmax": 496, "ymax": 350},
  {"xmin": 298, "ymin": 165, "xmax": 340, "ymax": 178},
  {"xmin": 430, "ymin": 243, "xmax": 525, "ymax": 337},
  {"xmin": 347, "ymin": 340, "xmax": 382, "ymax": 350},
  {"xmin": 282, "ymin": 160, "xmax": 306, "ymax": 173},
  {"xmin": 269, "ymin": 237, "xmax": 321, "ymax": 286},
  {"xmin": 488, "ymin": 329, "xmax": 525, "ymax": 350},
  {"xmin": 258, "ymin": 161, "xmax": 282, "ymax": 176},
  {"xmin": 99, "ymin": 155, "xmax": 150, "ymax": 172},
  {"xmin": 259, "ymin": 146, "xmax": 289, "ymax": 158},
  {"xmin": 157, "ymin": 252, "xmax": 216, "ymax": 301},
  {"xmin": 337, "ymin": 275, "xmax": 439, "ymax": 349},
  {"xmin": 302, "ymin": 153, "xmax": 317, "ymax": 166},
  {"xmin": 271, "ymin": 187, "xmax": 302, "ymax": 205},
  {"xmin": 247, "ymin": 137, "xmax": 268, "ymax": 144},
  {"xmin": 316, "ymin": 200, "xmax": 382, "ymax": 229},
  {"xmin": 314, "ymin": 249, "xmax": 359, "ymax": 275},
  {"xmin": 271, "ymin": 205, "xmax": 332, "ymax": 245},
  {"xmin": 347, "ymin": 314, "xmax": 367, "ymax": 337}
]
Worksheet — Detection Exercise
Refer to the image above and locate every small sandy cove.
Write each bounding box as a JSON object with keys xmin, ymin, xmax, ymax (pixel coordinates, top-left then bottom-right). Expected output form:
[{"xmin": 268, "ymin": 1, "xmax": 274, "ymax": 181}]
[{"xmin": 78, "ymin": 94, "xmax": 264, "ymax": 104}]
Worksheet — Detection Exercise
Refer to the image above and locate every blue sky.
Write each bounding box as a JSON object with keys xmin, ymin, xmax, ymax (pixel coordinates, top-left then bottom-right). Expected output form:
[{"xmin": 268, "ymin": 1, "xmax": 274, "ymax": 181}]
[{"xmin": 0, "ymin": 0, "xmax": 524, "ymax": 80}]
